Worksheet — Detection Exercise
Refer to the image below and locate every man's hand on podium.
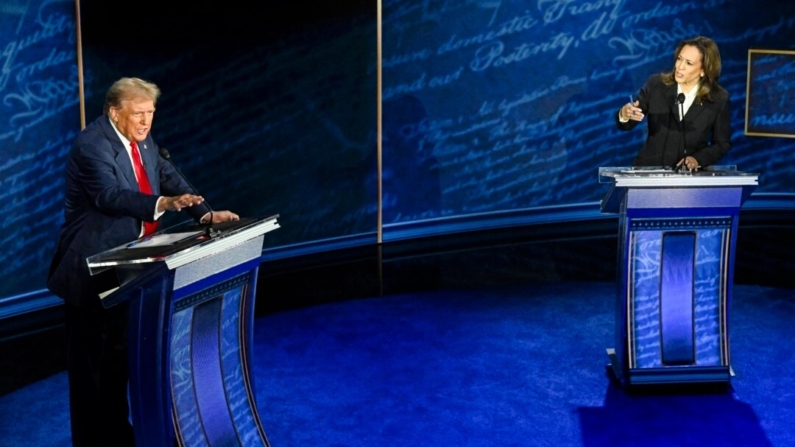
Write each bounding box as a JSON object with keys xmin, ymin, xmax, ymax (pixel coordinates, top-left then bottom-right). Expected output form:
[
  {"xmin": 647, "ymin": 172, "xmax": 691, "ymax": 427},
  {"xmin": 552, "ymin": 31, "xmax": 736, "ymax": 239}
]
[
  {"xmin": 158, "ymin": 193, "xmax": 204, "ymax": 213},
  {"xmin": 201, "ymin": 210, "xmax": 240, "ymax": 224}
]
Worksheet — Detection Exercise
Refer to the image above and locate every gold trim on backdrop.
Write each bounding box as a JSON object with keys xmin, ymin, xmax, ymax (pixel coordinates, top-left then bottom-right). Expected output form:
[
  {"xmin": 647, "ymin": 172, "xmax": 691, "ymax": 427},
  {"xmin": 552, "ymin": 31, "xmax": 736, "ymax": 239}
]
[
  {"xmin": 377, "ymin": 0, "xmax": 383, "ymax": 244},
  {"xmin": 74, "ymin": 0, "xmax": 85, "ymax": 129},
  {"xmin": 745, "ymin": 48, "xmax": 795, "ymax": 139}
]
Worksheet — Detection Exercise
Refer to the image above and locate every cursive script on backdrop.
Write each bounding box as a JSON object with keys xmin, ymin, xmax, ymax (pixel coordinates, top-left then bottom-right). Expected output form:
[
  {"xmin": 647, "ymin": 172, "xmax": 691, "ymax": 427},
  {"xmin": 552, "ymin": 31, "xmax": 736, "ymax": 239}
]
[
  {"xmin": 0, "ymin": 0, "xmax": 80, "ymax": 300},
  {"xmin": 381, "ymin": 0, "xmax": 795, "ymax": 223}
]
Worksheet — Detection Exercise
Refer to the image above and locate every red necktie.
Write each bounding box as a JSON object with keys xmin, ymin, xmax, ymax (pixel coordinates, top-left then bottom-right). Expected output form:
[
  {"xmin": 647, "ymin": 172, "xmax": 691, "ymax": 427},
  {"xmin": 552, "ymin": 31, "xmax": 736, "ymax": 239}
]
[{"xmin": 130, "ymin": 141, "xmax": 158, "ymax": 236}]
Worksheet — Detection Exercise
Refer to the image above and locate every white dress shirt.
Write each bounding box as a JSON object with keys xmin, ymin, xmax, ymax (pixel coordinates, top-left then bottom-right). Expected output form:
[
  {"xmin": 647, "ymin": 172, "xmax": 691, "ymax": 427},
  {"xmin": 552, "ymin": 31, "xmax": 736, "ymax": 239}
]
[{"xmin": 108, "ymin": 118, "xmax": 164, "ymax": 235}]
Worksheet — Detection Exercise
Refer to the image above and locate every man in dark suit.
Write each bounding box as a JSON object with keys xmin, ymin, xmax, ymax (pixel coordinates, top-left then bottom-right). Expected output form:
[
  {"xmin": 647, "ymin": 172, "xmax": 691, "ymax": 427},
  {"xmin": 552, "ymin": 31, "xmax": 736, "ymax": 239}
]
[
  {"xmin": 48, "ymin": 77, "xmax": 238, "ymax": 446},
  {"xmin": 616, "ymin": 36, "xmax": 731, "ymax": 170}
]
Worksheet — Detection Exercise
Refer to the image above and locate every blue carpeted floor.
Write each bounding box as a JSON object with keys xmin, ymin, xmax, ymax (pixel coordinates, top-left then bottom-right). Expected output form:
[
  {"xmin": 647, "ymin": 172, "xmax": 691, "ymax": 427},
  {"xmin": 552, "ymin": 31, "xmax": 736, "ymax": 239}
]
[{"xmin": 3, "ymin": 281, "xmax": 793, "ymax": 446}]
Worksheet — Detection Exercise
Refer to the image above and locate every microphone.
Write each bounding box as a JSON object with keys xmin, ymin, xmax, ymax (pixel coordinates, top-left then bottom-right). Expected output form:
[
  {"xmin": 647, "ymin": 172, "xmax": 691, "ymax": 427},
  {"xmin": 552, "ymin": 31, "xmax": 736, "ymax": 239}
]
[
  {"xmin": 677, "ymin": 93, "xmax": 685, "ymax": 118},
  {"xmin": 159, "ymin": 148, "xmax": 219, "ymax": 237}
]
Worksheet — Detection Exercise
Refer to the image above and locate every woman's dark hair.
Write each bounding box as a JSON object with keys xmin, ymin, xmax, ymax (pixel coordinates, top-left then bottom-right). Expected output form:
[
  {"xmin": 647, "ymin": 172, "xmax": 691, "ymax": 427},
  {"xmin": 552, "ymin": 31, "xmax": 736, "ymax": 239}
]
[{"xmin": 661, "ymin": 36, "xmax": 722, "ymax": 103}]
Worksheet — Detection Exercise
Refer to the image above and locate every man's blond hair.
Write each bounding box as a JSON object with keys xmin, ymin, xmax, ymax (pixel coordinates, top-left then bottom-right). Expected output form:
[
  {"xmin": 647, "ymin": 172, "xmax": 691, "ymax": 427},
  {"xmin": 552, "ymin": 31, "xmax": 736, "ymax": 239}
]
[{"xmin": 103, "ymin": 77, "xmax": 161, "ymax": 115}]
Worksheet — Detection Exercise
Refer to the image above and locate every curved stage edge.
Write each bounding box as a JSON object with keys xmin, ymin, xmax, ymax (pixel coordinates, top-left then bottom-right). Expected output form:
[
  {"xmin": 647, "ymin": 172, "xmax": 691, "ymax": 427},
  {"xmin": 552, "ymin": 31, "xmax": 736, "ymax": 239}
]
[{"xmin": 2, "ymin": 193, "xmax": 794, "ymax": 333}]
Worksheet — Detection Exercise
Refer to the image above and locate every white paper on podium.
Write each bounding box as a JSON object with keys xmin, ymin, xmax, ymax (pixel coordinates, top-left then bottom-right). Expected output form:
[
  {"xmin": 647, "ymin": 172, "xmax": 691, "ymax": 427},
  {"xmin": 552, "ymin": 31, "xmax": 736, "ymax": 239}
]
[
  {"xmin": 620, "ymin": 169, "xmax": 672, "ymax": 174},
  {"xmin": 128, "ymin": 231, "xmax": 205, "ymax": 248}
]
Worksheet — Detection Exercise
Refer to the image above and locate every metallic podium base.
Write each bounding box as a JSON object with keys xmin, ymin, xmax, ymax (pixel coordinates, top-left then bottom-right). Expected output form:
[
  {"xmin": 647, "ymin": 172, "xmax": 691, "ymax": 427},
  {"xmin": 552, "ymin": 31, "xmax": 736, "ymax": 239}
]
[{"xmin": 607, "ymin": 348, "xmax": 732, "ymax": 386}]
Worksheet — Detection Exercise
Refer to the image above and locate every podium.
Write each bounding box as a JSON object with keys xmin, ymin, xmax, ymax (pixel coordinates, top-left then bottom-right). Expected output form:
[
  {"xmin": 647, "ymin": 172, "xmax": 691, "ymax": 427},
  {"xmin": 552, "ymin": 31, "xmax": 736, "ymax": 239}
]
[
  {"xmin": 599, "ymin": 167, "xmax": 758, "ymax": 386},
  {"xmin": 87, "ymin": 215, "xmax": 279, "ymax": 447}
]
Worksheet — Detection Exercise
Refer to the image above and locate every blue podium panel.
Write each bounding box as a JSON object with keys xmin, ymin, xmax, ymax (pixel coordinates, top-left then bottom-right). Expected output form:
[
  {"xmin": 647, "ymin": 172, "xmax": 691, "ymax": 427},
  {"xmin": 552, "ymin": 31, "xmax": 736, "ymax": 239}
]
[
  {"xmin": 600, "ymin": 168, "xmax": 756, "ymax": 386},
  {"xmin": 171, "ymin": 270, "xmax": 269, "ymax": 447},
  {"xmin": 659, "ymin": 231, "xmax": 696, "ymax": 365},
  {"xmin": 627, "ymin": 220, "xmax": 729, "ymax": 371}
]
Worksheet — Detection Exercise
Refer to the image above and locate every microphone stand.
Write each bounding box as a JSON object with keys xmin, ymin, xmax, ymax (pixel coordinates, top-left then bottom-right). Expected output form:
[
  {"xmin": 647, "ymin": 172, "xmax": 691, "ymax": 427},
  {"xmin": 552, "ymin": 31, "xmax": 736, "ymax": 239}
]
[
  {"xmin": 159, "ymin": 148, "xmax": 220, "ymax": 238},
  {"xmin": 675, "ymin": 93, "xmax": 688, "ymax": 173}
]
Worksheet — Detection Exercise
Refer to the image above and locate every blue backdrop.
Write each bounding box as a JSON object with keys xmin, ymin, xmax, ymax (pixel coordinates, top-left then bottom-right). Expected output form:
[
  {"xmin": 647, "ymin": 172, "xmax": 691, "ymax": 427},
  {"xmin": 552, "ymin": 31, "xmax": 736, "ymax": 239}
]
[
  {"xmin": 0, "ymin": 0, "xmax": 79, "ymax": 305},
  {"xmin": 1, "ymin": 0, "xmax": 795, "ymax": 309},
  {"xmin": 381, "ymin": 0, "xmax": 795, "ymax": 227}
]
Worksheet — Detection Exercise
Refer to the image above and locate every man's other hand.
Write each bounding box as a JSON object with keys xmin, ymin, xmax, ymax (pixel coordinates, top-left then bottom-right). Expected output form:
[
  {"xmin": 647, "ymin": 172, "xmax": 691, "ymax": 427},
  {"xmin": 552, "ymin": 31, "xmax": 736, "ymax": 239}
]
[{"xmin": 158, "ymin": 194, "xmax": 204, "ymax": 212}]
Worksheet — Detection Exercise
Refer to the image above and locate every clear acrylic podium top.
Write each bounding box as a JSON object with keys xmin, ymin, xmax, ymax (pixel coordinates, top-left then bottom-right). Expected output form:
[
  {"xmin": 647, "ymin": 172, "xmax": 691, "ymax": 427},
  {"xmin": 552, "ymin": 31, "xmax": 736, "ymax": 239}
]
[
  {"xmin": 598, "ymin": 166, "xmax": 758, "ymax": 188},
  {"xmin": 87, "ymin": 215, "xmax": 280, "ymax": 276}
]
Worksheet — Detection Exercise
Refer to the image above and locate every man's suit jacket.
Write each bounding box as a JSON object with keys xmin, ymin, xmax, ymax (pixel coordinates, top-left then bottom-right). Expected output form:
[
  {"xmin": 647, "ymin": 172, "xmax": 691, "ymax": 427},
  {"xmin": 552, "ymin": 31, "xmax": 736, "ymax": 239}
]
[
  {"xmin": 48, "ymin": 115, "xmax": 210, "ymax": 308},
  {"xmin": 617, "ymin": 74, "xmax": 731, "ymax": 168}
]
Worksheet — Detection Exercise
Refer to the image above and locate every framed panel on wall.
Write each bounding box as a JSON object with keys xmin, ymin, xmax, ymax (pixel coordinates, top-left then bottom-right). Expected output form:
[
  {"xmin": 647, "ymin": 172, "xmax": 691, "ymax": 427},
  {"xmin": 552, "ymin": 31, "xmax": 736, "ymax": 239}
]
[{"xmin": 745, "ymin": 49, "xmax": 795, "ymax": 138}]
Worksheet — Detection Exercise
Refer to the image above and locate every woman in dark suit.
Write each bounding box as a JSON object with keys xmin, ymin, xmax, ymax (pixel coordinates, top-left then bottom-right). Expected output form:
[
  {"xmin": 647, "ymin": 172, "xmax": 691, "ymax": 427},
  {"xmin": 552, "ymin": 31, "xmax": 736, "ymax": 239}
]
[{"xmin": 616, "ymin": 36, "xmax": 731, "ymax": 171}]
